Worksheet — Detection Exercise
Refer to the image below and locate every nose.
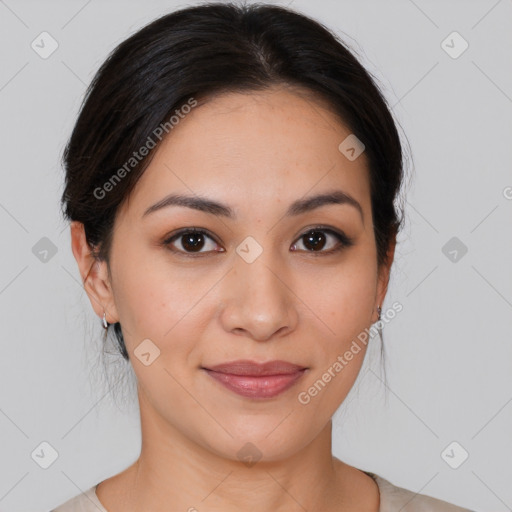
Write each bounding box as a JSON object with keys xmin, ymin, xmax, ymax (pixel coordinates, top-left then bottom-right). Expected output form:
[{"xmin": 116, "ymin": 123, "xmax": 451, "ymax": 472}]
[{"xmin": 219, "ymin": 249, "xmax": 299, "ymax": 342}]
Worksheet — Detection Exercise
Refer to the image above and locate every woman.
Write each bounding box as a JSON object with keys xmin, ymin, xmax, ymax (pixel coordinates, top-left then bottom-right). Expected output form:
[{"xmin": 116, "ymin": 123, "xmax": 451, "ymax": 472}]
[{"xmin": 52, "ymin": 2, "xmax": 475, "ymax": 511}]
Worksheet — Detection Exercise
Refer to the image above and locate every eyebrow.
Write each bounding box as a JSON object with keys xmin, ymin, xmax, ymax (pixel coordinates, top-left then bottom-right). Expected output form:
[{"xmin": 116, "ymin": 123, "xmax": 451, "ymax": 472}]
[{"xmin": 142, "ymin": 190, "xmax": 364, "ymax": 223}]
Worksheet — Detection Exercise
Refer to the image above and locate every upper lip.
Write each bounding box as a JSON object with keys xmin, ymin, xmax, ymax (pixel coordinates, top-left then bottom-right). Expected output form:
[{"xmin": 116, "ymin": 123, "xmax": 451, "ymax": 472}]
[{"xmin": 203, "ymin": 360, "xmax": 307, "ymax": 376}]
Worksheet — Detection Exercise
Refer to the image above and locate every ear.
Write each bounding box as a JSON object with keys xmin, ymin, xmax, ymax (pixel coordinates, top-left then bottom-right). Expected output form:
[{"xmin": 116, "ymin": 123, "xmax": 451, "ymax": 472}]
[
  {"xmin": 374, "ymin": 231, "xmax": 397, "ymax": 322},
  {"xmin": 70, "ymin": 221, "xmax": 119, "ymax": 324}
]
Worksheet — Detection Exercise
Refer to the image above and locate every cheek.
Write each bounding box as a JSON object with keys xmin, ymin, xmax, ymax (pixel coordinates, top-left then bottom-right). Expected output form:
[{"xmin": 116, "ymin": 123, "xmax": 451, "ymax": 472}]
[
  {"xmin": 109, "ymin": 245, "xmax": 177, "ymax": 343},
  {"xmin": 111, "ymin": 247, "xmax": 216, "ymax": 363},
  {"xmin": 294, "ymin": 260, "xmax": 377, "ymax": 420},
  {"xmin": 327, "ymin": 271, "xmax": 375, "ymax": 337},
  {"xmin": 300, "ymin": 251, "xmax": 377, "ymax": 344}
]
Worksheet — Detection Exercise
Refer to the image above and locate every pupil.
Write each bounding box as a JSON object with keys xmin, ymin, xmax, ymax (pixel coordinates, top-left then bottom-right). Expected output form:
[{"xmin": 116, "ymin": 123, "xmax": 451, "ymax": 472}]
[
  {"xmin": 304, "ymin": 231, "xmax": 326, "ymax": 251},
  {"xmin": 182, "ymin": 233, "xmax": 204, "ymax": 252}
]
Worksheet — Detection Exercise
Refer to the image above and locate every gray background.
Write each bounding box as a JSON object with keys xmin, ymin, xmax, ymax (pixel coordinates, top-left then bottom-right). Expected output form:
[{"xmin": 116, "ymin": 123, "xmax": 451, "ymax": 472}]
[{"xmin": 1, "ymin": 0, "xmax": 511, "ymax": 510}]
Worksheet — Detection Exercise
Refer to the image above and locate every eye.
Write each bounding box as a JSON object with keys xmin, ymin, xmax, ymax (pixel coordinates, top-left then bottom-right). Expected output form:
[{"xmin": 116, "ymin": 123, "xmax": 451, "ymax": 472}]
[
  {"xmin": 290, "ymin": 227, "xmax": 354, "ymax": 255},
  {"xmin": 163, "ymin": 226, "xmax": 354, "ymax": 257},
  {"xmin": 163, "ymin": 228, "xmax": 223, "ymax": 256}
]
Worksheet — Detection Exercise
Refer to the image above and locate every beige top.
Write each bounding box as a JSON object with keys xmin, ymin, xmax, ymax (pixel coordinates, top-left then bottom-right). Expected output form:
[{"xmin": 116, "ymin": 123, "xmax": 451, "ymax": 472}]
[{"xmin": 51, "ymin": 471, "xmax": 476, "ymax": 511}]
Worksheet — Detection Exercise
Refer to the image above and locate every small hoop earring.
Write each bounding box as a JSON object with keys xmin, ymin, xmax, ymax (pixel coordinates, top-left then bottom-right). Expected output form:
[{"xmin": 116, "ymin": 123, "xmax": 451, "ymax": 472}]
[
  {"xmin": 376, "ymin": 305, "xmax": 383, "ymax": 343},
  {"xmin": 102, "ymin": 311, "xmax": 109, "ymax": 330}
]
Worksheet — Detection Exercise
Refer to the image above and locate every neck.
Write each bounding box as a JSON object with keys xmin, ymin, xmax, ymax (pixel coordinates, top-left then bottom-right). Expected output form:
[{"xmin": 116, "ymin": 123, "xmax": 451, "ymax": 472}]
[{"xmin": 96, "ymin": 388, "xmax": 379, "ymax": 512}]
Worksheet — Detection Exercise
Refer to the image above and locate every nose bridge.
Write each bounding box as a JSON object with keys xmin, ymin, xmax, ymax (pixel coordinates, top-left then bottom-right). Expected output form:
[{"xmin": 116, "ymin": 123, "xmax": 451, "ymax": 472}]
[
  {"xmin": 220, "ymin": 239, "xmax": 297, "ymax": 340},
  {"xmin": 237, "ymin": 245, "xmax": 284, "ymax": 300}
]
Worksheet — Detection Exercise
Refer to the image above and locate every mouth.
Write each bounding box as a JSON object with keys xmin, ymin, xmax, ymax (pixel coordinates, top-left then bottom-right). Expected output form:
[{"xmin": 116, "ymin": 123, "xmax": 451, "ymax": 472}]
[{"xmin": 201, "ymin": 360, "xmax": 308, "ymax": 399}]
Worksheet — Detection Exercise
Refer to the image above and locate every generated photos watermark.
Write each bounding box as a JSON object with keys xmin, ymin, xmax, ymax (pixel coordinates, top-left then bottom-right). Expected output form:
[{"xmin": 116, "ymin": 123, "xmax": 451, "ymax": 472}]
[{"xmin": 93, "ymin": 97, "xmax": 198, "ymax": 200}]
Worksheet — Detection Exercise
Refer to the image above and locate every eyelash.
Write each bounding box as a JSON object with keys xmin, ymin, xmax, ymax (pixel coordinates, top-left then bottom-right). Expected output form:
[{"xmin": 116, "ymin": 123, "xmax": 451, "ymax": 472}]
[{"xmin": 162, "ymin": 225, "xmax": 354, "ymax": 258}]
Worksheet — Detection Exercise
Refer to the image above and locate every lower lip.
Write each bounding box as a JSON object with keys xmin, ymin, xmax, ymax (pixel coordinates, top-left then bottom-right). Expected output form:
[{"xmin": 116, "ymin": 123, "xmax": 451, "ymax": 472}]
[{"xmin": 203, "ymin": 369, "xmax": 307, "ymax": 399}]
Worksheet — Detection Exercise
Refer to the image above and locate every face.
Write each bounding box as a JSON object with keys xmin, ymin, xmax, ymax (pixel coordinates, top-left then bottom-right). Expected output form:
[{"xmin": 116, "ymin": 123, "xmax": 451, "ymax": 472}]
[{"xmin": 72, "ymin": 86, "xmax": 394, "ymax": 463}]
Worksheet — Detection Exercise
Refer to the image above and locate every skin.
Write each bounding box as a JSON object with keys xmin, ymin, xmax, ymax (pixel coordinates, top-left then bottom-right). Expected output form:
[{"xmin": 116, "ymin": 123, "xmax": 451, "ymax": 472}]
[{"xmin": 71, "ymin": 85, "xmax": 395, "ymax": 512}]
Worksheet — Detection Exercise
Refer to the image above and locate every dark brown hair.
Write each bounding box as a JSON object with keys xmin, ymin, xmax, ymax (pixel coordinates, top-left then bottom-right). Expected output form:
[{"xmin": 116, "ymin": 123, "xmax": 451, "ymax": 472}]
[{"xmin": 61, "ymin": 1, "xmax": 408, "ymax": 365}]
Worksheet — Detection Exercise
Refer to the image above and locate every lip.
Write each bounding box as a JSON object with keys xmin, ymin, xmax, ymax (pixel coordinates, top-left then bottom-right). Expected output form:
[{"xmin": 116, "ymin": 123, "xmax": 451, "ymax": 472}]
[{"xmin": 202, "ymin": 360, "xmax": 308, "ymax": 399}]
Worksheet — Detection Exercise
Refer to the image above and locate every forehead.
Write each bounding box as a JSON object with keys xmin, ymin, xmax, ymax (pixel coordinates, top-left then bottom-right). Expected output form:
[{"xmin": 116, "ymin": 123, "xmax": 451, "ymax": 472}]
[{"xmin": 120, "ymin": 86, "xmax": 371, "ymax": 221}]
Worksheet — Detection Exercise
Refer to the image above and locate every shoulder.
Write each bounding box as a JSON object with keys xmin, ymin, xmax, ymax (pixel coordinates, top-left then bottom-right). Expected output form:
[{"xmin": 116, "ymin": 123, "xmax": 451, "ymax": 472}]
[
  {"xmin": 366, "ymin": 472, "xmax": 477, "ymax": 512},
  {"xmin": 50, "ymin": 485, "xmax": 108, "ymax": 512}
]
